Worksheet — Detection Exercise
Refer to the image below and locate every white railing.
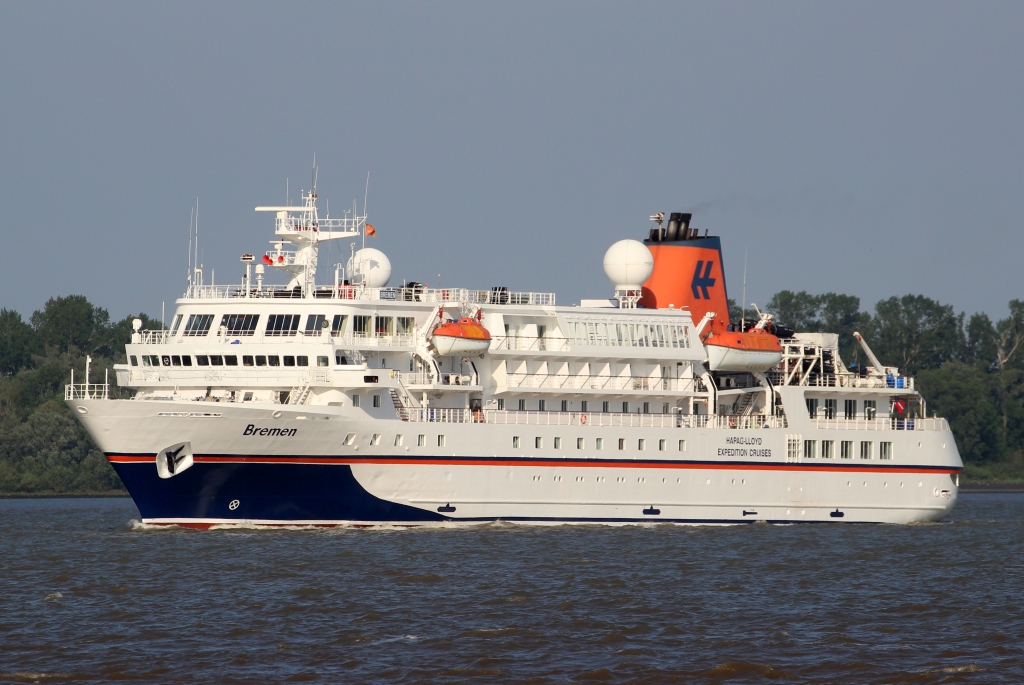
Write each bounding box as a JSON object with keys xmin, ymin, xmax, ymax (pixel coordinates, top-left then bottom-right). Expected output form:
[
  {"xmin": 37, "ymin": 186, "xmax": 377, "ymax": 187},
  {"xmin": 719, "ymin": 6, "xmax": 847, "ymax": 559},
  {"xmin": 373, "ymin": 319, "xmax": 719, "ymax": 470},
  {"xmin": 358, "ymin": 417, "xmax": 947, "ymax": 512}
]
[
  {"xmin": 138, "ymin": 330, "xmax": 172, "ymax": 344},
  {"xmin": 503, "ymin": 373, "xmax": 697, "ymax": 393},
  {"xmin": 402, "ymin": 372, "xmax": 477, "ymax": 387},
  {"xmin": 184, "ymin": 284, "xmax": 556, "ymax": 305},
  {"xmin": 126, "ymin": 367, "xmax": 333, "ymax": 385},
  {"xmin": 406, "ymin": 409, "xmax": 786, "ymax": 429},
  {"xmin": 65, "ymin": 382, "xmax": 109, "ymax": 400},
  {"xmin": 490, "ymin": 336, "xmax": 571, "ymax": 352},
  {"xmin": 133, "ymin": 328, "xmax": 417, "ymax": 347},
  {"xmin": 767, "ymin": 371, "xmax": 915, "ymax": 390},
  {"xmin": 812, "ymin": 417, "xmax": 948, "ymax": 432}
]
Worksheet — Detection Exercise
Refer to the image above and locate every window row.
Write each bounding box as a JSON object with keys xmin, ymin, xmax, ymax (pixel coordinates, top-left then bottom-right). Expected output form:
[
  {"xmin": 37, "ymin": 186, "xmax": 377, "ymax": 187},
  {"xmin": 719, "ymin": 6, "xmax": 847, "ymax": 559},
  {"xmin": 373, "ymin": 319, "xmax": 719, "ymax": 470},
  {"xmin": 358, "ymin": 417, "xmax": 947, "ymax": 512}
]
[
  {"xmin": 511, "ymin": 436, "xmax": 687, "ymax": 452},
  {"xmin": 498, "ymin": 399, "xmax": 673, "ymax": 414},
  {"xmin": 131, "ymin": 354, "xmax": 329, "ymax": 368},
  {"xmin": 806, "ymin": 398, "xmax": 878, "ymax": 420},
  {"xmin": 565, "ymin": 320, "xmax": 690, "ymax": 349},
  {"xmin": 172, "ymin": 313, "xmax": 417, "ymax": 338},
  {"xmin": 788, "ymin": 438, "xmax": 893, "ymax": 460}
]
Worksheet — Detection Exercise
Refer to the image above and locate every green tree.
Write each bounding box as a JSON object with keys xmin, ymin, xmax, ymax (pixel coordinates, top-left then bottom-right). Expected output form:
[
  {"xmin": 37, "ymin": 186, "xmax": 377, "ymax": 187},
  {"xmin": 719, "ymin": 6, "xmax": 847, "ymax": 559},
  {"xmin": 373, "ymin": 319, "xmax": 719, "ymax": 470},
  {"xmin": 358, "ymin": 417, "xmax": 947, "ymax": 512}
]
[
  {"xmin": 766, "ymin": 290, "xmax": 822, "ymax": 332},
  {"xmin": 867, "ymin": 295, "xmax": 964, "ymax": 375},
  {"xmin": 30, "ymin": 295, "xmax": 110, "ymax": 356},
  {"xmin": 0, "ymin": 309, "xmax": 36, "ymax": 376},
  {"xmin": 918, "ymin": 362, "xmax": 1005, "ymax": 464}
]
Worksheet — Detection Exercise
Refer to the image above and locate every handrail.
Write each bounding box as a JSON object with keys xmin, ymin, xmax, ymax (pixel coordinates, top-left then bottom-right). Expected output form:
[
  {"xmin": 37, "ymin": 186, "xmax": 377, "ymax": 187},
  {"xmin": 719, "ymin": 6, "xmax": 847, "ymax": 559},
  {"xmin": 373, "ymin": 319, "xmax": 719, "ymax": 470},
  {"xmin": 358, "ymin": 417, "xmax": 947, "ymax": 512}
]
[
  {"xmin": 812, "ymin": 417, "xmax": 947, "ymax": 432},
  {"xmin": 406, "ymin": 409, "xmax": 786, "ymax": 429},
  {"xmin": 65, "ymin": 382, "xmax": 109, "ymax": 400},
  {"xmin": 183, "ymin": 284, "xmax": 556, "ymax": 305},
  {"xmin": 503, "ymin": 373, "xmax": 697, "ymax": 392}
]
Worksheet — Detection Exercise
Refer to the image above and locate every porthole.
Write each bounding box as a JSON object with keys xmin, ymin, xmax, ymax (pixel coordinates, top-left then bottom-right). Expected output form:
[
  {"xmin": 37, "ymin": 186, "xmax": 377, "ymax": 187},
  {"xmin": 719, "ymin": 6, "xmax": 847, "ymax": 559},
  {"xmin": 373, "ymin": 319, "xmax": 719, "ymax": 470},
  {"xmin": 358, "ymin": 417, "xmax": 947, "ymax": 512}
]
[{"xmin": 76, "ymin": 406, "xmax": 88, "ymax": 414}]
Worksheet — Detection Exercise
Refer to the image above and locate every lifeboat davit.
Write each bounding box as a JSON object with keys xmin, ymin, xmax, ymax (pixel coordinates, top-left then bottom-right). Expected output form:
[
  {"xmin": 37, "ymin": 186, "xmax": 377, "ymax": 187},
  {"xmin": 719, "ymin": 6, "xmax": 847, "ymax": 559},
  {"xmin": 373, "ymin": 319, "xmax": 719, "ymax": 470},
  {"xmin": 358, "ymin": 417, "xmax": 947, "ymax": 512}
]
[
  {"xmin": 431, "ymin": 318, "xmax": 491, "ymax": 355},
  {"xmin": 705, "ymin": 329, "xmax": 783, "ymax": 373}
]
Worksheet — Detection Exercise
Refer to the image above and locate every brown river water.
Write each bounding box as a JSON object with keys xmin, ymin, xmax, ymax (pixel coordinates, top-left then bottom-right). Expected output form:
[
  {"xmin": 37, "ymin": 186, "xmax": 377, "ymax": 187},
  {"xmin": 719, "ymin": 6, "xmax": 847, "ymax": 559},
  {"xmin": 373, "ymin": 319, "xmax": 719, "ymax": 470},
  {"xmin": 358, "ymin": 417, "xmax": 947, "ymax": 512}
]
[{"xmin": 0, "ymin": 494, "xmax": 1022, "ymax": 684}]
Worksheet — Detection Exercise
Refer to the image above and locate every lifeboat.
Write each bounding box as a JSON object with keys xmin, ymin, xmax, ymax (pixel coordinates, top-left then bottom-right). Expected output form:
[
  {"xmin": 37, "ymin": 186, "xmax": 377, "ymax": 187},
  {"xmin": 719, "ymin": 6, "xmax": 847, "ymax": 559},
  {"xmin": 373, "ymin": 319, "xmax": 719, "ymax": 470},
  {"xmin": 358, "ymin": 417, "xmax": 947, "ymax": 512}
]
[
  {"xmin": 431, "ymin": 318, "xmax": 491, "ymax": 355},
  {"xmin": 705, "ymin": 329, "xmax": 782, "ymax": 373}
]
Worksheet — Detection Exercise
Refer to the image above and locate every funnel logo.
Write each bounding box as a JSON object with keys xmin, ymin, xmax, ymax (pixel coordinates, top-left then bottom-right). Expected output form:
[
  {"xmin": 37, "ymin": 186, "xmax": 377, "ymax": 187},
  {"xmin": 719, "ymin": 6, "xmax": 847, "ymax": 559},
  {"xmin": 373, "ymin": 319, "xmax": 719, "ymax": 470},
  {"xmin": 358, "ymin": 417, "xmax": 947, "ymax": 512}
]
[{"xmin": 691, "ymin": 260, "xmax": 716, "ymax": 299}]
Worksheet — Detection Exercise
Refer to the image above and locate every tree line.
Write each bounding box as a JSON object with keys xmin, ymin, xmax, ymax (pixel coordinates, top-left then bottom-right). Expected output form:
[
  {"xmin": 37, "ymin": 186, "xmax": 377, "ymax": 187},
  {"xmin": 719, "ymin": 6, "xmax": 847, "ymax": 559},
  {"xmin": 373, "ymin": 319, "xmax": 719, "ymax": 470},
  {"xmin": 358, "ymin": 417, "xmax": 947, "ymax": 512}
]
[{"xmin": 1, "ymin": 292, "xmax": 1022, "ymax": 494}]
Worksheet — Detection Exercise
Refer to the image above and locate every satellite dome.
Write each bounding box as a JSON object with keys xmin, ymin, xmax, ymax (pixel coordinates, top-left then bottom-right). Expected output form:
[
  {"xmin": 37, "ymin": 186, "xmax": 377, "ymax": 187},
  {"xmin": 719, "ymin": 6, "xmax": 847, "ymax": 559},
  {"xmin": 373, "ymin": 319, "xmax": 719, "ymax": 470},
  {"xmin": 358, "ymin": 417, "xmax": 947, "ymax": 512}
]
[
  {"xmin": 603, "ymin": 239, "xmax": 653, "ymax": 289},
  {"xmin": 347, "ymin": 247, "xmax": 392, "ymax": 288}
]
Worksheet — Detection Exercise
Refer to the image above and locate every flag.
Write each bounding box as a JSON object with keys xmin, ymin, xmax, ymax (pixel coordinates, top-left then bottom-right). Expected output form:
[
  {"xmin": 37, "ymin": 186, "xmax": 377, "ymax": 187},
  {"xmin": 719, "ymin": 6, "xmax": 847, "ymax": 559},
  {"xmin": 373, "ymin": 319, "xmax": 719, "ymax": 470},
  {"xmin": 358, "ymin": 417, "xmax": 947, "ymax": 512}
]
[{"xmin": 366, "ymin": 223, "xmax": 376, "ymax": 237}]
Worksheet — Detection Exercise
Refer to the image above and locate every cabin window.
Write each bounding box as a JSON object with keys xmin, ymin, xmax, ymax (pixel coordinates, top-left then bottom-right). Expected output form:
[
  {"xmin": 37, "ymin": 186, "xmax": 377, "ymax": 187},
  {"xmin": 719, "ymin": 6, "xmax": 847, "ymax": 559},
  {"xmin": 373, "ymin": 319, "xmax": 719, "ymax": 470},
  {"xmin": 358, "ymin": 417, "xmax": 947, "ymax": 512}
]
[
  {"xmin": 171, "ymin": 355, "xmax": 181, "ymax": 366},
  {"xmin": 643, "ymin": 402, "xmax": 650, "ymax": 414},
  {"xmin": 824, "ymin": 399, "xmax": 837, "ymax": 419},
  {"xmin": 806, "ymin": 398, "xmax": 818, "ymax": 419},
  {"xmin": 596, "ymin": 438, "xmax": 604, "ymax": 450},
  {"xmin": 130, "ymin": 355, "xmax": 138, "ymax": 366},
  {"xmin": 335, "ymin": 354, "xmax": 346, "ymax": 365},
  {"xmin": 331, "ymin": 315, "xmax": 348, "ymax": 337},
  {"xmin": 170, "ymin": 314, "xmax": 183, "ymax": 336},
  {"xmin": 678, "ymin": 439, "xmax": 687, "ymax": 452},
  {"xmin": 352, "ymin": 394, "xmax": 360, "ymax": 407},
  {"xmin": 518, "ymin": 399, "xmax": 526, "ymax": 411},
  {"xmin": 804, "ymin": 440, "xmax": 817, "ymax": 459},
  {"xmin": 880, "ymin": 442, "xmax": 893, "ymax": 460},
  {"xmin": 513, "ymin": 436, "xmax": 521, "ymax": 448},
  {"xmin": 659, "ymin": 439, "xmax": 666, "ymax": 451},
  {"xmin": 396, "ymin": 317, "xmax": 415, "ymax": 335},
  {"xmin": 161, "ymin": 355, "xmax": 171, "ymax": 366},
  {"xmin": 209, "ymin": 355, "xmax": 223, "ymax": 366},
  {"xmin": 373, "ymin": 395, "xmax": 381, "ymax": 408},
  {"xmin": 224, "ymin": 356, "xmax": 238, "ymax": 366},
  {"xmin": 581, "ymin": 400, "xmax": 588, "ymax": 412},
  {"xmin": 497, "ymin": 399, "xmax": 505, "ymax": 410},
  {"xmin": 305, "ymin": 314, "xmax": 327, "ymax": 335},
  {"xmin": 181, "ymin": 356, "xmax": 192, "ymax": 367},
  {"xmin": 577, "ymin": 438, "xmax": 585, "ymax": 449},
  {"xmin": 663, "ymin": 403, "xmax": 670, "ymax": 414},
  {"xmin": 243, "ymin": 392, "xmax": 253, "ymax": 402},
  {"xmin": 821, "ymin": 440, "xmax": 834, "ymax": 459},
  {"xmin": 283, "ymin": 356, "xmax": 295, "ymax": 367},
  {"xmin": 553, "ymin": 437, "xmax": 562, "ymax": 449},
  {"xmin": 353, "ymin": 315, "xmax": 371, "ymax": 337},
  {"xmin": 343, "ymin": 432, "xmax": 356, "ymax": 446},
  {"xmin": 317, "ymin": 356, "xmax": 329, "ymax": 367},
  {"xmin": 864, "ymin": 400, "xmax": 877, "ymax": 420},
  {"xmin": 437, "ymin": 435, "xmax": 446, "ymax": 447},
  {"xmin": 844, "ymin": 399, "xmax": 856, "ymax": 420},
  {"xmin": 255, "ymin": 355, "xmax": 267, "ymax": 366},
  {"xmin": 787, "ymin": 436, "xmax": 801, "ymax": 460},
  {"xmin": 418, "ymin": 435, "xmax": 426, "ymax": 447},
  {"xmin": 370, "ymin": 433, "xmax": 381, "ymax": 446},
  {"xmin": 243, "ymin": 356, "xmax": 254, "ymax": 366},
  {"xmin": 183, "ymin": 314, "xmax": 215, "ymax": 336},
  {"xmin": 638, "ymin": 439, "xmax": 646, "ymax": 451},
  {"xmin": 141, "ymin": 355, "xmax": 150, "ymax": 366},
  {"xmin": 375, "ymin": 316, "xmax": 393, "ymax": 336},
  {"xmin": 221, "ymin": 314, "xmax": 260, "ymax": 336},
  {"xmin": 535, "ymin": 437, "xmax": 543, "ymax": 449},
  {"xmin": 268, "ymin": 356, "xmax": 280, "ymax": 367},
  {"xmin": 618, "ymin": 438, "xmax": 625, "ymax": 450},
  {"xmin": 538, "ymin": 400, "xmax": 546, "ymax": 411},
  {"xmin": 841, "ymin": 440, "xmax": 853, "ymax": 459},
  {"xmin": 394, "ymin": 435, "xmax": 404, "ymax": 447},
  {"xmin": 195, "ymin": 355, "xmax": 210, "ymax": 366},
  {"xmin": 602, "ymin": 401, "xmax": 609, "ymax": 413},
  {"xmin": 622, "ymin": 402, "xmax": 629, "ymax": 413},
  {"xmin": 297, "ymin": 355, "xmax": 308, "ymax": 366},
  {"xmin": 561, "ymin": 400, "xmax": 568, "ymax": 412},
  {"xmin": 266, "ymin": 314, "xmax": 300, "ymax": 336},
  {"xmin": 860, "ymin": 441, "xmax": 873, "ymax": 459}
]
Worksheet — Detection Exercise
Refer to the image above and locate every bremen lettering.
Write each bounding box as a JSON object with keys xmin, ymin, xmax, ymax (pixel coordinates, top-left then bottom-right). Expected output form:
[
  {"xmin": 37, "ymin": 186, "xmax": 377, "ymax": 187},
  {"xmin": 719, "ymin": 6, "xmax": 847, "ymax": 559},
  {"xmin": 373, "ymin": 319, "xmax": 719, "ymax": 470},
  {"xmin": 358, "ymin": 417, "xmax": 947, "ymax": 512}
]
[{"xmin": 243, "ymin": 424, "xmax": 297, "ymax": 437}]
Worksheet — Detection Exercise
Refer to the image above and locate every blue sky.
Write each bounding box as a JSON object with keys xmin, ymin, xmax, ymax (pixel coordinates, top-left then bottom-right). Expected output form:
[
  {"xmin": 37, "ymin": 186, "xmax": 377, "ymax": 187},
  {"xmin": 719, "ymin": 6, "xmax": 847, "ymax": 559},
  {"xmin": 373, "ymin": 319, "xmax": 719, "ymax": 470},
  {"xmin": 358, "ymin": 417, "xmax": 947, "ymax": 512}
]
[{"xmin": 2, "ymin": 2, "xmax": 1021, "ymax": 322}]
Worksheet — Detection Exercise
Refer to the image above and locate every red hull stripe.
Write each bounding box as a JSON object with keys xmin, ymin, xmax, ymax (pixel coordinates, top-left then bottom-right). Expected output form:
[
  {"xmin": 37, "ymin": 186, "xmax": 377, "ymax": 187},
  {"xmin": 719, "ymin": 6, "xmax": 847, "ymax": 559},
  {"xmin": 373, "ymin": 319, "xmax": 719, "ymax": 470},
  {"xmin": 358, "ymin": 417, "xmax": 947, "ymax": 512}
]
[{"xmin": 107, "ymin": 454, "xmax": 959, "ymax": 475}]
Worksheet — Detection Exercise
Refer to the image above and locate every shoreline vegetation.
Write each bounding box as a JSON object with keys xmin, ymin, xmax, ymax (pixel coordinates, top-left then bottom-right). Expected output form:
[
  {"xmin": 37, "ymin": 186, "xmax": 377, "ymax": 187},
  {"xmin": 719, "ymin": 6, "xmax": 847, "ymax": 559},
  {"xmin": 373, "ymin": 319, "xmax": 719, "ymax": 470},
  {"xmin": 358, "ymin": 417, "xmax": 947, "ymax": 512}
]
[{"xmin": 2, "ymin": 293, "xmax": 1023, "ymax": 496}]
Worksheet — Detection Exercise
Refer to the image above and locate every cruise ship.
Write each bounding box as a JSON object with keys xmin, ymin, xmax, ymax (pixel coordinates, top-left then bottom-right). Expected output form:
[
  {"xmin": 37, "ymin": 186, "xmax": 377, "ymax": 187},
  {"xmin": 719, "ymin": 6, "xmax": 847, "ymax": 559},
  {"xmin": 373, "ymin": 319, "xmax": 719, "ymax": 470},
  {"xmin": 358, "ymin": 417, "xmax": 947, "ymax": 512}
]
[{"xmin": 66, "ymin": 179, "xmax": 962, "ymax": 526}]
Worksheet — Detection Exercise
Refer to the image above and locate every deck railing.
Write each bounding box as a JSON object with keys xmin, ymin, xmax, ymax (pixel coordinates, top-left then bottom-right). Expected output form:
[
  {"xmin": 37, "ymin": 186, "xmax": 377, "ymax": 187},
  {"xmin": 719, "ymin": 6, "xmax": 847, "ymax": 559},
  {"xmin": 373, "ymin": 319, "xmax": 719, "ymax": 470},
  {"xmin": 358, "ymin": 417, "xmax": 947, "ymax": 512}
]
[
  {"xmin": 503, "ymin": 373, "xmax": 697, "ymax": 393},
  {"xmin": 405, "ymin": 409, "xmax": 787, "ymax": 429},
  {"xmin": 812, "ymin": 416, "xmax": 948, "ymax": 432},
  {"xmin": 65, "ymin": 382, "xmax": 109, "ymax": 400},
  {"xmin": 184, "ymin": 284, "xmax": 556, "ymax": 306}
]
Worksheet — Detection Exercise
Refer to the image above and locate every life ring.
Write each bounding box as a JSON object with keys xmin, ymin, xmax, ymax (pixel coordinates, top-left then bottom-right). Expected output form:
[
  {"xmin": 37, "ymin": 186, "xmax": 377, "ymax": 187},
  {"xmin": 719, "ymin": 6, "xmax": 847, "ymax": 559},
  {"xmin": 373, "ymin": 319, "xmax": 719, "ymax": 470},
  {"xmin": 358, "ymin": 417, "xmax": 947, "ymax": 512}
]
[{"xmin": 580, "ymin": 413, "xmax": 588, "ymax": 425}]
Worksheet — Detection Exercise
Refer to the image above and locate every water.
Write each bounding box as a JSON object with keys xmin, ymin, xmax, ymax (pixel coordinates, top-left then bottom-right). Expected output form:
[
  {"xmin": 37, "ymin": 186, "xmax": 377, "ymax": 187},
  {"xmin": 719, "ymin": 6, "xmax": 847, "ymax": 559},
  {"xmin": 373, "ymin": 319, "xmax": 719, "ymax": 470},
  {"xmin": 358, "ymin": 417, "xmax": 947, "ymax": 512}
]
[{"xmin": 1, "ymin": 496, "xmax": 1022, "ymax": 684}]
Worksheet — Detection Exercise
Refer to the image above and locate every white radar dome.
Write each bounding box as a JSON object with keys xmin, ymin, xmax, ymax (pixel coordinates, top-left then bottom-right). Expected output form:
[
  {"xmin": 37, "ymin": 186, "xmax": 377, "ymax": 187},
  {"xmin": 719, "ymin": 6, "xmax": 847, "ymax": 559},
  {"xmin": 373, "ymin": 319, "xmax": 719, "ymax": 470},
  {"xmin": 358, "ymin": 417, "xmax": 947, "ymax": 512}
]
[
  {"xmin": 603, "ymin": 239, "xmax": 653, "ymax": 289},
  {"xmin": 347, "ymin": 247, "xmax": 392, "ymax": 288}
]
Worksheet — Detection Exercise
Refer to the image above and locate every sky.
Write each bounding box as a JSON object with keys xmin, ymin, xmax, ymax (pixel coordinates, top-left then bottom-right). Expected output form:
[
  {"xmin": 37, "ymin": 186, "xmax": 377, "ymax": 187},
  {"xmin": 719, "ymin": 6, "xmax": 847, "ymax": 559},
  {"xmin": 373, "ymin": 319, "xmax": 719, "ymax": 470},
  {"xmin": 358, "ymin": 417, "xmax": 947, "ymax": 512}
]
[{"xmin": 1, "ymin": 2, "xmax": 1022, "ymax": 324}]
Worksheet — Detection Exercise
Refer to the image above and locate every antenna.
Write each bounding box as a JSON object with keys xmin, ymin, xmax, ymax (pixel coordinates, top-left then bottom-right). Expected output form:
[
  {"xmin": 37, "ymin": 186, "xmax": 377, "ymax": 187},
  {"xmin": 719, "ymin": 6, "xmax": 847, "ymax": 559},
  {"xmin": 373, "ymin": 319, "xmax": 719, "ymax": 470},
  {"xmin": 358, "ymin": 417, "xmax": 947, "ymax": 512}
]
[
  {"xmin": 187, "ymin": 206, "xmax": 194, "ymax": 288},
  {"xmin": 312, "ymin": 154, "xmax": 318, "ymax": 196},
  {"xmin": 741, "ymin": 248, "xmax": 748, "ymax": 330},
  {"xmin": 363, "ymin": 171, "xmax": 370, "ymax": 218},
  {"xmin": 194, "ymin": 198, "xmax": 200, "ymax": 288}
]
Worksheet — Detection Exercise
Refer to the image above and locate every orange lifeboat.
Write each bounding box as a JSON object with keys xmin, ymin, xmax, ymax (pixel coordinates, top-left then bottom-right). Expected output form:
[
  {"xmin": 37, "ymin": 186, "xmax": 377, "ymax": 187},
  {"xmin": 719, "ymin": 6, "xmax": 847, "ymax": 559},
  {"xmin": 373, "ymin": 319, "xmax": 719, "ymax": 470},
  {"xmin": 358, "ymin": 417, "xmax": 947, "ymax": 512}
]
[
  {"xmin": 431, "ymin": 318, "xmax": 491, "ymax": 355},
  {"xmin": 705, "ymin": 328, "xmax": 782, "ymax": 373}
]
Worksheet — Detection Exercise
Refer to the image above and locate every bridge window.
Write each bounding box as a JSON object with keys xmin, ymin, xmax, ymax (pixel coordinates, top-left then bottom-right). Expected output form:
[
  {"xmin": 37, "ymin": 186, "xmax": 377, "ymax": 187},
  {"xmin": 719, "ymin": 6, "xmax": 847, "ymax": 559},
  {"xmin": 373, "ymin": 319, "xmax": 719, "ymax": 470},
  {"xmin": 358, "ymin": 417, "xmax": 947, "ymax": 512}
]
[
  {"xmin": 221, "ymin": 314, "xmax": 260, "ymax": 336},
  {"xmin": 170, "ymin": 314, "xmax": 183, "ymax": 336},
  {"xmin": 161, "ymin": 355, "xmax": 171, "ymax": 366},
  {"xmin": 331, "ymin": 315, "xmax": 347, "ymax": 337},
  {"xmin": 255, "ymin": 355, "xmax": 267, "ymax": 366},
  {"xmin": 130, "ymin": 355, "xmax": 138, "ymax": 366},
  {"xmin": 181, "ymin": 356, "xmax": 192, "ymax": 367},
  {"xmin": 195, "ymin": 355, "xmax": 209, "ymax": 366},
  {"xmin": 209, "ymin": 355, "xmax": 223, "ymax": 366},
  {"xmin": 224, "ymin": 356, "xmax": 238, "ymax": 366},
  {"xmin": 283, "ymin": 356, "xmax": 295, "ymax": 367},
  {"xmin": 824, "ymin": 399, "xmax": 837, "ymax": 419},
  {"xmin": 268, "ymin": 356, "xmax": 280, "ymax": 367},
  {"xmin": 841, "ymin": 440, "xmax": 853, "ymax": 459},
  {"xmin": 266, "ymin": 314, "xmax": 300, "ymax": 336},
  {"xmin": 860, "ymin": 441, "xmax": 873, "ymax": 459},
  {"xmin": 297, "ymin": 356, "xmax": 308, "ymax": 366},
  {"xmin": 864, "ymin": 400, "xmax": 877, "ymax": 420},
  {"xmin": 880, "ymin": 442, "xmax": 893, "ymax": 460},
  {"xmin": 182, "ymin": 314, "xmax": 214, "ymax": 337},
  {"xmin": 844, "ymin": 400, "xmax": 856, "ymax": 420}
]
